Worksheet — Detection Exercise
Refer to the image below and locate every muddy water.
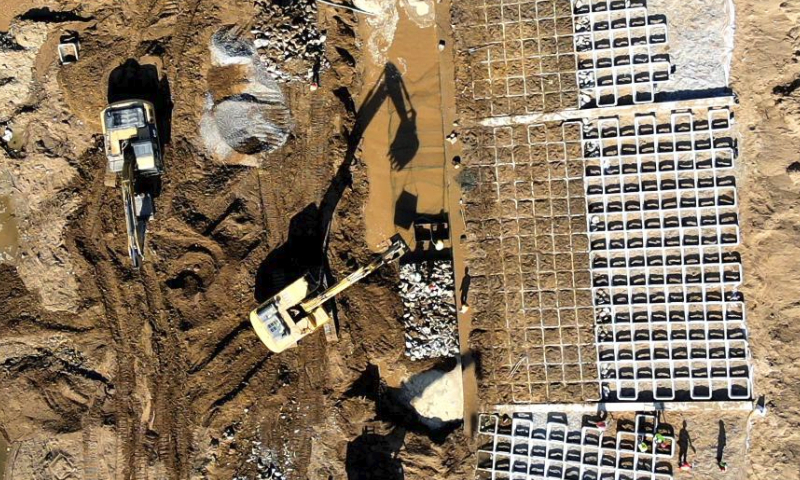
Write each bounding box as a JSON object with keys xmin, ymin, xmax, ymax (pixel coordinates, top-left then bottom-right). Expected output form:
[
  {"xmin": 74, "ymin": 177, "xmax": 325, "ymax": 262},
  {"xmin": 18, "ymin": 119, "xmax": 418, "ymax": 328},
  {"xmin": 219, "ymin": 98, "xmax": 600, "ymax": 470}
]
[
  {"xmin": 0, "ymin": 433, "xmax": 8, "ymax": 480},
  {"xmin": 0, "ymin": 196, "xmax": 20, "ymax": 262},
  {"xmin": 358, "ymin": 3, "xmax": 447, "ymax": 248},
  {"xmin": 357, "ymin": 0, "xmax": 480, "ymax": 433}
]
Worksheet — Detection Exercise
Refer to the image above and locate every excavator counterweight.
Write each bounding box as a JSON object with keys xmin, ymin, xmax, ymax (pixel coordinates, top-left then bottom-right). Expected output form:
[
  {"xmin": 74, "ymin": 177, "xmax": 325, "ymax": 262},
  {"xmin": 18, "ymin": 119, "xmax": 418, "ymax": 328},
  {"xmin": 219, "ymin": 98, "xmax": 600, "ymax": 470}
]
[{"xmin": 250, "ymin": 236, "xmax": 408, "ymax": 353}]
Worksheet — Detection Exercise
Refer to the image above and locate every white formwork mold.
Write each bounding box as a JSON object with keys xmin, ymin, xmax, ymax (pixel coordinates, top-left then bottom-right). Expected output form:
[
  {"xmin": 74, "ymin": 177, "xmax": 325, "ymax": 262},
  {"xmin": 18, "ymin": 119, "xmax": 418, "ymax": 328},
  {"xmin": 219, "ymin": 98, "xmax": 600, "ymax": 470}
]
[
  {"xmin": 476, "ymin": 412, "xmax": 675, "ymax": 480},
  {"xmin": 576, "ymin": 105, "xmax": 751, "ymax": 402},
  {"xmin": 571, "ymin": 0, "xmax": 671, "ymax": 108}
]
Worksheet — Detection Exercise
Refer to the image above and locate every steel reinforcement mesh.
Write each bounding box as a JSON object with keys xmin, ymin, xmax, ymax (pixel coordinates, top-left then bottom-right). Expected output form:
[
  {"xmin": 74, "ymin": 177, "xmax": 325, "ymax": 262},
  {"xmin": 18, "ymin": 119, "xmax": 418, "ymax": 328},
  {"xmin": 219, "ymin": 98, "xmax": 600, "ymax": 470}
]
[{"xmin": 463, "ymin": 122, "xmax": 599, "ymax": 404}]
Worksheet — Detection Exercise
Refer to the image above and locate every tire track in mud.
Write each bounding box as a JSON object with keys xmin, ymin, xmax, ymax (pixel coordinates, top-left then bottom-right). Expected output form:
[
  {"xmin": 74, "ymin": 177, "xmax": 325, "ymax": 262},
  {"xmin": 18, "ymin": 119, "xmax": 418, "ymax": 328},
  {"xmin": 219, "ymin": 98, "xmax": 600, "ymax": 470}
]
[
  {"xmin": 140, "ymin": 263, "xmax": 191, "ymax": 478},
  {"xmin": 65, "ymin": 149, "xmax": 151, "ymax": 480},
  {"xmin": 164, "ymin": 0, "xmax": 205, "ymax": 93}
]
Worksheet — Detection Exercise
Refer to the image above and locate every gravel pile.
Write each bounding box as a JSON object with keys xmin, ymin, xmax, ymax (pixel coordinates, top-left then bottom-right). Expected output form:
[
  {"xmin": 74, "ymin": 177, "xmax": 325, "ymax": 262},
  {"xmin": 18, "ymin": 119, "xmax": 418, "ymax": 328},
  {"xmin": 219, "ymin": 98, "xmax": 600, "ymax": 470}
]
[
  {"xmin": 399, "ymin": 261, "xmax": 459, "ymax": 360},
  {"xmin": 202, "ymin": 27, "xmax": 292, "ymax": 158},
  {"xmin": 252, "ymin": 0, "xmax": 330, "ymax": 82},
  {"xmin": 241, "ymin": 441, "xmax": 286, "ymax": 480}
]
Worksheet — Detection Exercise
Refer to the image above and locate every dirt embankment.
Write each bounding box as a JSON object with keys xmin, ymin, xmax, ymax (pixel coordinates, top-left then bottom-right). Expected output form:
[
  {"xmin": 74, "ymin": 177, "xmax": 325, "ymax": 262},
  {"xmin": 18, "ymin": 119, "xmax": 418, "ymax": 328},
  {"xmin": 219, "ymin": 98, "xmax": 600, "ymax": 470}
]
[
  {"xmin": 734, "ymin": 1, "xmax": 800, "ymax": 478},
  {"xmin": 0, "ymin": 0, "xmax": 471, "ymax": 479}
]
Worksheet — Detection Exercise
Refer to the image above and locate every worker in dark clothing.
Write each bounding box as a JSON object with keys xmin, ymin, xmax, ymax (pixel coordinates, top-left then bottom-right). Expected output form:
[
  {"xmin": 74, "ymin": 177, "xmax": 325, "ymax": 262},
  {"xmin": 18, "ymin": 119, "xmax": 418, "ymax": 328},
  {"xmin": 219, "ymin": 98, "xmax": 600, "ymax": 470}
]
[{"xmin": 678, "ymin": 420, "xmax": 695, "ymax": 471}]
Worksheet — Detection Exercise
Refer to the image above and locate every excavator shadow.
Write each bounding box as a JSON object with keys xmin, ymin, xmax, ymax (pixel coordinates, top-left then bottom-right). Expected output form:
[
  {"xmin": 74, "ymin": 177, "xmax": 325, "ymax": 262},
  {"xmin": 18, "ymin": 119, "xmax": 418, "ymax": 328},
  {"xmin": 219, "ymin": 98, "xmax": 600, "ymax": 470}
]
[
  {"xmin": 250, "ymin": 62, "xmax": 420, "ymax": 345},
  {"xmin": 107, "ymin": 58, "xmax": 173, "ymax": 149},
  {"xmin": 104, "ymin": 59, "xmax": 172, "ymax": 268},
  {"xmin": 343, "ymin": 360, "xmax": 465, "ymax": 444},
  {"xmin": 254, "ymin": 203, "xmax": 325, "ymax": 304},
  {"xmin": 346, "ymin": 423, "xmax": 406, "ymax": 480}
]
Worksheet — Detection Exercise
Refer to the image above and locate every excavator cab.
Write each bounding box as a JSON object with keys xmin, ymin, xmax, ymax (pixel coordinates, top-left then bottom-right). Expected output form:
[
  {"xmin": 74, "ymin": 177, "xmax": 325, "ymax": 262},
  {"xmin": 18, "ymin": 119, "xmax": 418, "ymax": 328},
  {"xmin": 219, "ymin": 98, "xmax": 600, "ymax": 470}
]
[{"xmin": 250, "ymin": 236, "xmax": 409, "ymax": 353}]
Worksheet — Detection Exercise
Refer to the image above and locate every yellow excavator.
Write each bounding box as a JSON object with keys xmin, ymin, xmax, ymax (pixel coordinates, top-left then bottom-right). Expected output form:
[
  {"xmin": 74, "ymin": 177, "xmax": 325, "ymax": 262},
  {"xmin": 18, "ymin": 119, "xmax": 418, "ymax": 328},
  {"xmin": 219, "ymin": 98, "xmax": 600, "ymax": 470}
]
[
  {"xmin": 101, "ymin": 100, "xmax": 163, "ymax": 268},
  {"xmin": 250, "ymin": 236, "xmax": 408, "ymax": 353}
]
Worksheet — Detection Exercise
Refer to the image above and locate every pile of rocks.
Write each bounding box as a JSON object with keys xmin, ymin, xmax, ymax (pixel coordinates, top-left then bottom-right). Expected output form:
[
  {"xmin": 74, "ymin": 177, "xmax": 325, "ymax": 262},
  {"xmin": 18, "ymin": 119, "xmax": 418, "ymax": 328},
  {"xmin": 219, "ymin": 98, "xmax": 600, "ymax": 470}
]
[
  {"xmin": 241, "ymin": 441, "xmax": 285, "ymax": 480},
  {"xmin": 399, "ymin": 261, "xmax": 459, "ymax": 360},
  {"xmin": 0, "ymin": 32, "xmax": 24, "ymax": 51},
  {"xmin": 252, "ymin": 0, "xmax": 330, "ymax": 82}
]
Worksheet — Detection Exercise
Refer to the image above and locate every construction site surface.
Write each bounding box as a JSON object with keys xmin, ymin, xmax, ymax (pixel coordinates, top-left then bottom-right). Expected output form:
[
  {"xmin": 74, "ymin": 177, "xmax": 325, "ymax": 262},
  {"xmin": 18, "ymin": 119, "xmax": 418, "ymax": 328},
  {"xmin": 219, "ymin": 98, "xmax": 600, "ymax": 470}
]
[{"xmin": 1, "ymin": 0, "xmax": 800, "ymax": 480}]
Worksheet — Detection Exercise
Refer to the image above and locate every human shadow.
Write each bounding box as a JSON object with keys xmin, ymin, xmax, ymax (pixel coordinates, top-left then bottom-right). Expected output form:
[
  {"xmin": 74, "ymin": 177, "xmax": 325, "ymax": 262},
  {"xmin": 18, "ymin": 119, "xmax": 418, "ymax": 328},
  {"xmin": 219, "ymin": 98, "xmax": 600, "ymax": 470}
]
[
  {"xmin": 460, "ymin": 266, "xmax": 471, "ymax": 306},
  {"xmin": 678, "ymin": 420, "xmax": 694, "ymax": 464}
]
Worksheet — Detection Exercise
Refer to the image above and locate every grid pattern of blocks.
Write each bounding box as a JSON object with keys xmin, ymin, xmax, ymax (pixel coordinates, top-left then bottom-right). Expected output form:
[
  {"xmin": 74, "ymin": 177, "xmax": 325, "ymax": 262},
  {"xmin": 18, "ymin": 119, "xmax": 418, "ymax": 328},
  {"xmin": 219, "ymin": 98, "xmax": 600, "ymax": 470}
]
[
  {"xmin": 578, "ymin": 107, "xmax": 751, "ymax": 401},
  {"xmin": 571, "ymin": 0, "xmax": 671, "ymax": 108},
  {"xmin": 463, "ymin": 122, "xmax": 598, "ymax": 403},
  {"xmin": 453, "ymin": 0, "xmax": 579, "ymax": 116},
  {"xmin": 477, "ymin": 412, "xmax": 674, "ymax": 480}
]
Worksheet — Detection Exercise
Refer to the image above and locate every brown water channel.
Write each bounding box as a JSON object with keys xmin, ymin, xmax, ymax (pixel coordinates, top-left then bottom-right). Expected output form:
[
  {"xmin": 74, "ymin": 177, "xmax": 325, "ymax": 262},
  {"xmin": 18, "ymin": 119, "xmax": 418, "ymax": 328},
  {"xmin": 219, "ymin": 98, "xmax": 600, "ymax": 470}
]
[
  {"xmin": 356, "ymin": 0, "xmax": 480, "ymax": 434},
  {"xmin": 0, "ymin": 195, "xmax": 20, "ymax": 262},
  {"xmin": 358, "ymin": 3, "xmax": 447, "ymax": 249}
]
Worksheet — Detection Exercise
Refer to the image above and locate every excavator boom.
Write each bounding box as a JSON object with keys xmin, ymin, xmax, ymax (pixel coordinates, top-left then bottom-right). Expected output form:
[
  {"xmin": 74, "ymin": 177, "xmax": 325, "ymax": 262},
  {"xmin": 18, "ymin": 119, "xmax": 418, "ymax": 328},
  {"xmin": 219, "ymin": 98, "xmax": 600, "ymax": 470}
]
[{"xmin": 299, "ymin": 237, "xmax": 407, "ymax": 313}]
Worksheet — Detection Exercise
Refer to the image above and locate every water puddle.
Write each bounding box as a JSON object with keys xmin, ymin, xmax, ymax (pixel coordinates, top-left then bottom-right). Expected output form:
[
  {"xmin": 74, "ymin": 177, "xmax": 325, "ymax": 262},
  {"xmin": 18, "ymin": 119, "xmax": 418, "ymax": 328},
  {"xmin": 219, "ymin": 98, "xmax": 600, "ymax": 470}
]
[
  {"xmin": 0, "ymin": 195, "xmax": 20, "ymax": 263},
  {"xmin": 358, "ymin": 3, "xmax": 447, "ymax": 248}
]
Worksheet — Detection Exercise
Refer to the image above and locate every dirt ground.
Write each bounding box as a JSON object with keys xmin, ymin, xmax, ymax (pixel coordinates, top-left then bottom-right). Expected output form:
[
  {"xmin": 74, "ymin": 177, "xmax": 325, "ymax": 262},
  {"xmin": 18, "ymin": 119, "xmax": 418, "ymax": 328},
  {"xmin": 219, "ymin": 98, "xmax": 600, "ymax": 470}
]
[
  {"xmin": 0, "ymin": 0, "xmax": 469, "ymax": 479},
  {"xmin": 2, "ymin": 0, "xmax": 800, "ymax": 480}
]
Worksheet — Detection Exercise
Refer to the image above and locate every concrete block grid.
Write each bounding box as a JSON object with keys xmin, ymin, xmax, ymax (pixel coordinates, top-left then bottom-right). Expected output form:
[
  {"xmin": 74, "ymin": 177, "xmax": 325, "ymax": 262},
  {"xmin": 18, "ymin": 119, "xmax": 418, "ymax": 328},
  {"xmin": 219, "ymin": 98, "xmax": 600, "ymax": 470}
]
[
  {"xmin": 476, "ymin": 412, "xmax": 676, "ymax": 480},
  {"xmin": 572, "ymin": 0, "xmax": 671, "ymax": 108},
  {"xmin": 462, "ymin": 122, "xmax": 600, "ymax": 404},
  {"xmin": 578, "ymin": 106, "xmax": 750, "ymax": 401}
]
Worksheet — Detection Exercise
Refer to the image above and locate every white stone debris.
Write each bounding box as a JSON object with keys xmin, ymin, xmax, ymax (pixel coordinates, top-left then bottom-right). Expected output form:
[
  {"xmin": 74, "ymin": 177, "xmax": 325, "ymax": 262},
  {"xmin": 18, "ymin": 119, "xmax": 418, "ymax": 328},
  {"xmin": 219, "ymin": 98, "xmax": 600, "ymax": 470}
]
[
  {"xmin": 251, "ymin": 0, "xmax": 330, "ymax": 82},
  {"xmin": 399, "ymin": 261, "xmax": 459, "ymax": 360}
]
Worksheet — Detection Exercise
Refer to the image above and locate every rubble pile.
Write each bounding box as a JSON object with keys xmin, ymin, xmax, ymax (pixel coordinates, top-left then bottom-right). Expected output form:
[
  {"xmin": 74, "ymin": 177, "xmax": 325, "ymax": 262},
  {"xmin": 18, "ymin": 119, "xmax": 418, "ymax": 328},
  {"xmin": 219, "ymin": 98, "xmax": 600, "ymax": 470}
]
[
  {"xmin": 0, "ymin": 32, "xmax": 24, "ymax": 51},
  {"xmin": 240, "ymin": 441, "xmax": 286, "ymax": 480},
  {"xmin": 252, "ymin": 0, "xmax": 330, "ymax": 81},
  {"xmin": 399, "ymin": 261, "xmax": 459, "ymax": 360}
]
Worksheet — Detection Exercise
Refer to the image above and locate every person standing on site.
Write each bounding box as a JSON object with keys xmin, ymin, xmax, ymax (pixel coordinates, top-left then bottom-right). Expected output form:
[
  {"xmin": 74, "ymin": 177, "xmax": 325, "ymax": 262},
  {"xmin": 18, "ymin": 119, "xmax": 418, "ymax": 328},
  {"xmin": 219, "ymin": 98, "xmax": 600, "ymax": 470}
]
[
  {"xmin": 716, "ymin": 420, "xmax": 728, "ymax": 473},
  {"xmin": 678, "ymin": 420, "xmax": 695, "ymax": 471}
]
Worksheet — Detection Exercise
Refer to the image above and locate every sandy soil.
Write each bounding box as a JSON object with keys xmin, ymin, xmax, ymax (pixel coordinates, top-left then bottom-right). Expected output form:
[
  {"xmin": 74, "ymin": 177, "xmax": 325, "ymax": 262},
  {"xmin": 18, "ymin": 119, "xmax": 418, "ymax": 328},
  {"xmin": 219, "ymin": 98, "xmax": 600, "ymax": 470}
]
[
  {"xmin": 733, "ymin": 1, "xmax": 800, "ymax": 478},
  {"xmin": 0, "ymin": 0, "xmax": 468, "ymax": 479},
  {"xmin": 2, "ymin": 0, "xmax": 800, "ymax": 479}
]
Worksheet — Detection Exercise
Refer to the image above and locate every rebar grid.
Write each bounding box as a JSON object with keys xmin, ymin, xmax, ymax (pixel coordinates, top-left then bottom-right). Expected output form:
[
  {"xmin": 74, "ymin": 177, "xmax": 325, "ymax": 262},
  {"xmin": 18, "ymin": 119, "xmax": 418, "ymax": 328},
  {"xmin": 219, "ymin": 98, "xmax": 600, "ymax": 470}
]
[
  {"xmin": 463, "ymin": 122, "xmax": 598, "ymax": 403},
  {"xmin": 476, "ymin": 412, "xmax": 675, "ymax": 480},
  {"xmin": 571, "ymin": 0, "xmax": 671, "ymax": 108},
  {"xmin": 453, "ymin": 0, "xmax": 580, "ymax": 116},
  {"xmin": 577, "ymin": 106, "xmax": 751, "ymax": 401}
]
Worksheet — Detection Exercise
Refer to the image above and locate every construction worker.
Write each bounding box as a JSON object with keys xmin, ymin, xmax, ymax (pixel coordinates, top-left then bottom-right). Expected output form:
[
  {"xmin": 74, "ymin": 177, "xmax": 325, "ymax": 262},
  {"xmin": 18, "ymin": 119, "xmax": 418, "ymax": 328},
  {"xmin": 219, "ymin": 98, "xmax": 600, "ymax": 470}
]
[
  {"xmin": 654, "ymin": 433, "xmax": 670, "ymax": 451},
  {"xmin": 638, "ymin": 439, "xmax": 649, "ymax": 453}
]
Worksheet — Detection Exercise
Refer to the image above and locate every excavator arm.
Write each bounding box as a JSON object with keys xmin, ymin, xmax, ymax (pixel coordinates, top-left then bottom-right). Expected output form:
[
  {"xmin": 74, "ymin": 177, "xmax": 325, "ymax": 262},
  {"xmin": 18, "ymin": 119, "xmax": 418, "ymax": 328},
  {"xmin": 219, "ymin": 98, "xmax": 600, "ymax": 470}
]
[{"xmin": 299, "ymin": 236, "xmax": 408, "ymax": 313}]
